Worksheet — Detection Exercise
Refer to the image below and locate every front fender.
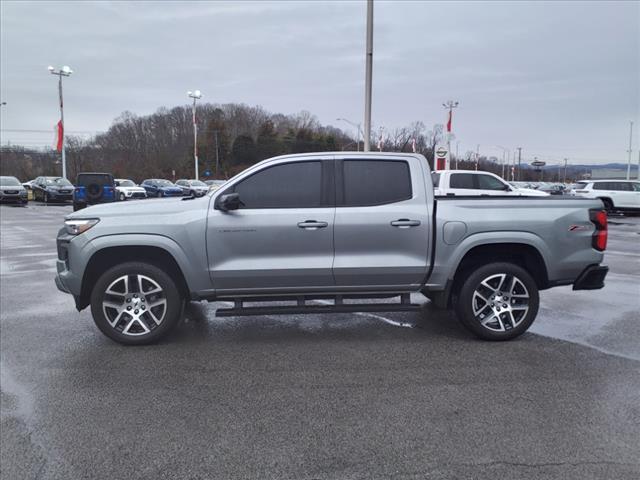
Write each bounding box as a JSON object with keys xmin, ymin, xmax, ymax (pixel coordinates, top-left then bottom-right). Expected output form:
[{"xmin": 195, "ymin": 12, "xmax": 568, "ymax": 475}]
[{"xmin": 74, "ymin": 233, "xmax": 208, "ymax": 295}]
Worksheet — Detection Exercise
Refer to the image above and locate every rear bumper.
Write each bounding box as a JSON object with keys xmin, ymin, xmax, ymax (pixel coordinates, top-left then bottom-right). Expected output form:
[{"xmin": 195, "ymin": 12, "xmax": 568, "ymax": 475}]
[{"xmin": 573, "ymin": 264, "xmax": 608, "ymax": 290}]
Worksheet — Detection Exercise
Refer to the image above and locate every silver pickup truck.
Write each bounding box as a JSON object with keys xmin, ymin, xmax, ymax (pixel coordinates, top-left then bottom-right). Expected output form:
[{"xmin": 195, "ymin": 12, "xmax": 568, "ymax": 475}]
[{"xmin": 55, "ymin": 152, "xmax": 609, "ymax": 345}]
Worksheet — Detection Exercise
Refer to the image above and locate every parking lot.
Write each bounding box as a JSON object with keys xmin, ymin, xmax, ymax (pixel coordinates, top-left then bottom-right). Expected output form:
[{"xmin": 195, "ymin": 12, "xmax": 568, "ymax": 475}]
[{"xmin": 1, "ymin": 202, "xmax": 639, "ymax": 479}]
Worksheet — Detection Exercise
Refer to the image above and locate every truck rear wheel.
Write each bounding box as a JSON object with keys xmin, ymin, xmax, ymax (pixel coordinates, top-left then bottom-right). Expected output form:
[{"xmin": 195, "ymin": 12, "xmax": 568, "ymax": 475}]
[
  {"xmin": 454, "ymin": 262, "xmax": 539, "ymax": 341},
  {"xmin": 90, "ymin": 261, "xmax": 183, "ymax": 345}
]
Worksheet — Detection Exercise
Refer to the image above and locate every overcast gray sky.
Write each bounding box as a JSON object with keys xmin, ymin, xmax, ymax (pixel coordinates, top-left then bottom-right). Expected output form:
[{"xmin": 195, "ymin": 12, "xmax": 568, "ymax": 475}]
[{"xmin": 1, "ymin": 0, "xmax": 638, "ymax": 164}]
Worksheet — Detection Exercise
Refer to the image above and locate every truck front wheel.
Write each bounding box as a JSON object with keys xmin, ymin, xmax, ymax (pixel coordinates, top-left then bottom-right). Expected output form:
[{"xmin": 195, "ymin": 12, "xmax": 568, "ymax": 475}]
[
  {"xmin": 90, "ymin": 261, "xmax": 183, "ymax": 345},
  {"xmin": 454, "ymin": 262, "xmax": 539, "ymax": 341}
]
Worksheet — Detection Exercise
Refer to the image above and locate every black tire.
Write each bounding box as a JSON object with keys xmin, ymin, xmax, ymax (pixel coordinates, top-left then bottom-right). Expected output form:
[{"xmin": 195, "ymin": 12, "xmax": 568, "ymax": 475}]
[
  {"xmin": 90, "ymin": 261, "xmax": 183, "ymax": 345},
  {"xmin": 157, "ymin": 191, "xmax": 163, "ymax": 198},
  {"xmin": 119, "ymin": 192, "xmax": 126, "ymax": 201},
  {"xmin": 72, "ymin": 203, "xmax": 85, "ymax": 212},
  {"xmin": 43, "ymin": 192, "xmax": 49, "ymax": 204},
  {"xmin": 600, "ymin": 198, "xmax": 614, "ymax": 213},
  {"xmin": 454, "ymin": 262, "xmax": 539, "ymax": 341}
]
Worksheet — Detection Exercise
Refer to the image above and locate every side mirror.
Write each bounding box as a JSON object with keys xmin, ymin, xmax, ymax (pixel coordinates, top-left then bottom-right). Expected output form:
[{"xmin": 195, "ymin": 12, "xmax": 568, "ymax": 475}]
[{"xmin": 218, "ymin": 192, "xmax": 243, "ymax": 211}]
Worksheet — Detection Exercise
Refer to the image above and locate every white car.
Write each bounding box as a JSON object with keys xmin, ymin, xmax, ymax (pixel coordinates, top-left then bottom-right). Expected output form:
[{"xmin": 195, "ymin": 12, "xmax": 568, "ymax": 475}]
[
  {"xmin": 573, "ymin": 179, "xmax": 640, "ymax": 211},
  {"xmin": 114, "ymin": 179, "xmax": 147, "ymax": 201},
  {"xmin": 432, "ymin": 170, "xmax": 549, "ymax": 197}
]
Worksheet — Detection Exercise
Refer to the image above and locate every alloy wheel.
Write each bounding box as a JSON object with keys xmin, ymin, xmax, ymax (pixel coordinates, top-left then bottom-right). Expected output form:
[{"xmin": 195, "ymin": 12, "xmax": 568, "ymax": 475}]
[
  {"xmin": 102, "ymin": 274, "xmax": 167, "ymax": 336},
  {"xmin": 471, "ymin": 273, "xmax": 530, "ymax": 332}
]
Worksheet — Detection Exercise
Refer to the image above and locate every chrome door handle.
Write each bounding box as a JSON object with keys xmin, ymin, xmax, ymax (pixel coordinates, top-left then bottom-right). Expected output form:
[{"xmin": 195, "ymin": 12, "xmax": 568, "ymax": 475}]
[
  {"xmin": 391, "ymin": 219, "xmax": 421, "ymax": 228},
  {"xmin": 298, "ymin": 220, "xmax": 328, "ymax": 230}
]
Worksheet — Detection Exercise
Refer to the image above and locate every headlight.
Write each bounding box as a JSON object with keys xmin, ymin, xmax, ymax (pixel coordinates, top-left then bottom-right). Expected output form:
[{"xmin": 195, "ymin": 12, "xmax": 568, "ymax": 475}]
[{"xmin": 65, "ymin": 219, "xmax": 99, "ymax": 235}]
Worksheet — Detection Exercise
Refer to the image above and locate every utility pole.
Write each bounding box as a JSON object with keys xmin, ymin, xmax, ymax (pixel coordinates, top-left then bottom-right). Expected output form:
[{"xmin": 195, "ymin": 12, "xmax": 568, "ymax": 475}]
[
  {"xmin": 442, "ymin": 100, "xmax": 459, "ymax": 170},
  {"xmin": 188, "ymin": 90, "xmax": 203, "ymax": 179},
  {"xmin": 517, "ymin": 147, "xmax": 522, "ymax": 180},
  {"xmin": 48, "ymin": 65, "xmax": 73, "ymax": 179},
  {"xmin": 475, "ymin": 144, "xmax": 480, "ymax": 171},
  {"xmin": 563, "ymin": 158, "xmax": 568, "ymax": 183},
  {"xmin": 363, "ymin": 0, "xmax": 373, "ymax": 152},
  {"xmin": 455, "ymin": 141, "xmax": 460, "ymax": 169},
  {"xmin": 214, "ymin": 130, "xmax": 220, "ymax": 177},
  {"xmin": 627, "ymin": 121, "xmax": 634, "ymax": 180}
]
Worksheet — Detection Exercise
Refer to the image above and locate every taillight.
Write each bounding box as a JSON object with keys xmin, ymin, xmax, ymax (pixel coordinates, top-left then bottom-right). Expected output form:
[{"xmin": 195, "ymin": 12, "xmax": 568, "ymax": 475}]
[{"xmin": 589, "ymin": 209, "xmax": 607, "ymax": 251}]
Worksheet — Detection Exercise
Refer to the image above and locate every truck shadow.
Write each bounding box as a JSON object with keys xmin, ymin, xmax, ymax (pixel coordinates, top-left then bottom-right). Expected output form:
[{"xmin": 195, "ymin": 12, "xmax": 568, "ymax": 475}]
[{"xmin": 166, "ymin": 300, "xmax": 473, "ymax": 345}]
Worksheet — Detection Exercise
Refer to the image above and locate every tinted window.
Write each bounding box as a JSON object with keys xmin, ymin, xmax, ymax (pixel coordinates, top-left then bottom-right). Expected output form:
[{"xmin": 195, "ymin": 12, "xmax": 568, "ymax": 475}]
[
  {"xmin": 449, "ymin": 173, "xmax": 475, "ymax": 189},
  {"xmin": 77, "ymin": 174, "xmax": 112, "ymax": 187},
  {"xmin": 618, "ymin": 182, "xmax": 632, "ymax": 191},
  {"xmin": 477, "ymin": 174, "xmax": 507, "ymax": 191},
  {"xmin": 233, "ymin": 161, "xmax": 322, "ymax": 208},
  {"xmin": 431, "ymin": 173, "xmax": 440, "ymax": 187},
  {"xmin": 593, "ymin": 182, "xmax": 611, "ymax": 191},
  {"xmin": 45, "ymin": 177, "xmax": 72, "ymax": 186},
  {"xmin": 631, "ymin": 183, "xmax": 640, "ymax": 192},
  {"xmin": 342, "ymin": 160, "xmax": 411, "ymax": 206}
]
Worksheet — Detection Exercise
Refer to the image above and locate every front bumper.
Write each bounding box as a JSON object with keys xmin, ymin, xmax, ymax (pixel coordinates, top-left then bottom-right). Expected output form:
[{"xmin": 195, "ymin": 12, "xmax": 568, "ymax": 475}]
[
  {"xmin": 0, "ymin": 193, "xmax": 27, "ymax": 203},
  {"xmin": 573, "ymin": 264, "xmax": 608, "ymax": 290},
  {"xmin": 49, "ymin": 192, "xmax": 73, "ymax": 201}
]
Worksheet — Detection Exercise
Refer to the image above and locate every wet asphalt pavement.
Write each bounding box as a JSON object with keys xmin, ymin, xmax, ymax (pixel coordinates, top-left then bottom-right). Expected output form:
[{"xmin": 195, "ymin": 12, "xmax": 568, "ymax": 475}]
[{"xmin": 1, "ymin": 203, "xmax": 639, "ymax": 480}]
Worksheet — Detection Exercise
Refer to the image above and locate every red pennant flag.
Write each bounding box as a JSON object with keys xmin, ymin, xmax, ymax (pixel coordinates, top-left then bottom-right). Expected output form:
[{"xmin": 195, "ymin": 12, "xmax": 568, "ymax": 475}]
[
  {"xmin": 53, "ymin": 120, "xmax": 64, "ymax": 152},
  {"xmin": 446, "ymin": 110, "xmax": 452, "ymax": 133}
]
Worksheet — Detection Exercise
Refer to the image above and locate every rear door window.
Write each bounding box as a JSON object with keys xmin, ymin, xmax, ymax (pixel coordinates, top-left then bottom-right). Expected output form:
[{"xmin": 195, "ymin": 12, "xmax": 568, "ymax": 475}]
[
  {"xmin": 449, "ymin": 173, "xmax": 475, "ymax": 189},
  {"xmin": 341, "ymin": 160, "xmax": 412, "ymax": 206}
]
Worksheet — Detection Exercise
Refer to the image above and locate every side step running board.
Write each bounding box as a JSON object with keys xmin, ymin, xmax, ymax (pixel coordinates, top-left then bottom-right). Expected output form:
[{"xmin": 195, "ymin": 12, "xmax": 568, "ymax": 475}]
[{"xmin": 215, "ymin": 294, "xmax": 421, "ymax": 317}]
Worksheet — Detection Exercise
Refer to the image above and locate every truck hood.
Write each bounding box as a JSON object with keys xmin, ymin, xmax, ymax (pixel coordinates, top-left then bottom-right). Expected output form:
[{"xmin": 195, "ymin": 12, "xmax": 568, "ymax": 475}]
[{"xmin": 66, "ymin": 195, "xmax": 210, "ymax": 219}]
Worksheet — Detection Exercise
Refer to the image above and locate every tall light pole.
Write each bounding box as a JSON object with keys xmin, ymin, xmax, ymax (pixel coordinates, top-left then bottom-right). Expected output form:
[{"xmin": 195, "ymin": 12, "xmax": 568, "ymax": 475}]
[
  {"xmin": 626, "ymin": 121, "xmax": 634, "ymax": 180},
  {"xmin": 188, "ymin": 90, "xmax": 203, "ymax": 179},
  {"xmin": 495, "ymin": 145, "xmax": 508, "ymax": 178},
  {"xmin": 442, "ymin": 100, "xmax": 459, "ymax": 170},
  {"xmin": 363, "ymin": 0, "xmax": 373, "ymax": 151},
  {"xmin": 48, "ymin": 65, "xmax": 73, "ymax": 179},
  {"xmin": 337, "ymin": 118, "xmax": 363, "ymax": 151}
]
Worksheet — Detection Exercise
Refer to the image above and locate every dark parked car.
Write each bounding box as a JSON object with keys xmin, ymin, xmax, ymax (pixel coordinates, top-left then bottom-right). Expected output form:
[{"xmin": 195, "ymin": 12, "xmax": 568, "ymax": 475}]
[
  {"xmin": 73, "ymin": 173, "xmax": 116, "ymax": 211},
  {"xmin": 32, "ymin": 176, "xmax": 74, "ymax": 203},
  {"xmin": 140, "ymin": 179, "xmax": 184, "ymax": 197},
  {"xmin": 0, "ymin": 176, "xmax": 28, "ymax": 205}
]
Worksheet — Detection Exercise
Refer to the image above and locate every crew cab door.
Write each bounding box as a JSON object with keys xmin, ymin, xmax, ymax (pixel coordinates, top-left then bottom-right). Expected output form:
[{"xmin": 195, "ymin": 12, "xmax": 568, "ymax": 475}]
[
  {"xmin": 207, "ymin": 158, "xmax": 335, "ymax": 293},
  {"xmin": 333, "ymin": 157, "xmax": 431, "ymax": 288}
]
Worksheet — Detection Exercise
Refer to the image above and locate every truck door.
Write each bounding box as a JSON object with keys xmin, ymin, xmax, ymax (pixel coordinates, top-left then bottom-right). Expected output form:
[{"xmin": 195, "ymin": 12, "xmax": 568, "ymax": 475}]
[
  {"xmin": 333, "ymin": 157, "xmax": 431, "ymax": 288},
  {"xmin": 207, "ymin": 158, "xmax": 336, "ymax": 293}
]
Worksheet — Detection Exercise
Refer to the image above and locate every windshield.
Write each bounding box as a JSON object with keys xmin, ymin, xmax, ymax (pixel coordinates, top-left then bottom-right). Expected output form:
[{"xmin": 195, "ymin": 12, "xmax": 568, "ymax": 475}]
[
  {"xmin": 190, "ymin": 180, "xmax": 206, "ymax": 186},
  {"xmin": 0, "ymin": 176, "xmax": 21, "ymax": 186},
  {"xmin": 45, "ymin": 178, "xmax": 72, "ymax": 186},
  {"xmin": 118, "ymin": 180, "xmax": 135, "ymax": 187},
  {"xmin": 156, "ymin": 180, "xmax": 174, "ymax": 186}
]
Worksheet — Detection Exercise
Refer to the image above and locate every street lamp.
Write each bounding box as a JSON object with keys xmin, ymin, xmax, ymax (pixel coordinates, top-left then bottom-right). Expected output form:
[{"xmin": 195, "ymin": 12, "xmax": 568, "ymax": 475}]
[
  {"xmin": 336, "ymin": 118, "xmax": 363, "ymax": 151},
  {"xmin": 48, "ymin": 65, "xmax": 73, "ymax": 179},
  {"xmin": 494, "ymin": 145, "xmax": 509, "ymax": 179},
  {"xmin": 188, "ymin": 90, "xmax": 203, "ymax": 179}
]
